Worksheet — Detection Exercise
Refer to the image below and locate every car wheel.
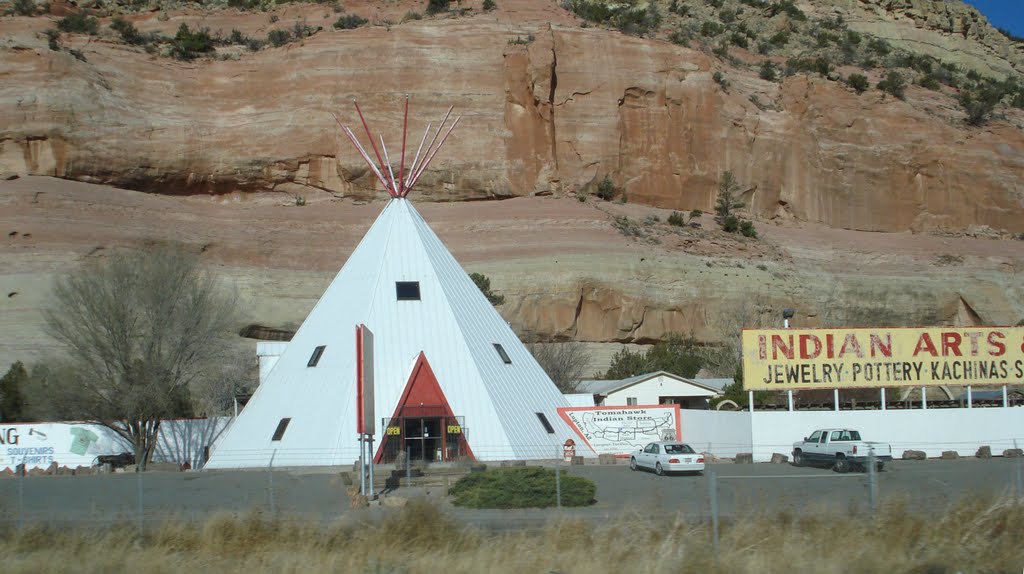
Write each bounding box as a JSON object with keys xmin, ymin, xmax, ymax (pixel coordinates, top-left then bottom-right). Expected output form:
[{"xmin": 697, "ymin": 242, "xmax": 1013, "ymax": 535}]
[
  {"xmin": 793, "ymin": 451, "xmax": 804, "ymax": 467},
  {"xmin": 655, "ymin": 462, "xmax": 664, "ymax": 476},
  {"xmin": 834, "ymin": 456, "xmax": 850, "ymax": 474},
  {"xmin": 630, "ymin": 457, "xmax": 637, "ymax": 471}
]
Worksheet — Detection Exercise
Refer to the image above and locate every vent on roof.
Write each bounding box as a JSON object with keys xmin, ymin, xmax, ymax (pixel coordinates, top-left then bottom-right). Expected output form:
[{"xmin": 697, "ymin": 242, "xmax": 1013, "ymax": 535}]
[
  {"xmin": 493, "ymin": 343, "xmax": 512, "ymax": 364},
  {"xmin": 271, "ymin": 418, "xmax": 291, "ymax": 441},
  {"xmin": 307, "ymin": 345, "xmax": 326, "ymax": 367},
  {"xmin": 396, "ymin": 281, "xmax": 421, "ymax": 301},
  {"xmin": 536, "ymin": 412, "xmax": 555, "ymax": 434}
]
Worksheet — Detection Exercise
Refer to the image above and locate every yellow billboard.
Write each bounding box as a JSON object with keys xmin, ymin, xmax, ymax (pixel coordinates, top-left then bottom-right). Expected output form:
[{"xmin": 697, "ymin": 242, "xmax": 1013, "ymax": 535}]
[{"xmin": 741, "ymin": 327, "xmax": 1024, "ymax": 390}]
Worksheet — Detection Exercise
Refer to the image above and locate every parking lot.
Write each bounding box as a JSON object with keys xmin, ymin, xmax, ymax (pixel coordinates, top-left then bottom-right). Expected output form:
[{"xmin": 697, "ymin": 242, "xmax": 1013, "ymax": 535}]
[{"xmin": 0, "ymin": 458, "xmax": 1021, "ymax": 529}]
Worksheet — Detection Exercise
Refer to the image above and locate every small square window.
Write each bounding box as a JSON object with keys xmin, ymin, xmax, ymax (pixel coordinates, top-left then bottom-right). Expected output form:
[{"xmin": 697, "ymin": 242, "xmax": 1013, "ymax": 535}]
[
  {"xmin": 271, "ymin": 418, "xmax": 291, "ymax": 441},
  {"xmin": 493, "ymin": 343, "xmax": 512, "ymax": 364},
  {"xmin": 535, "ymin": 412, "xmax": 555, "ymax": 434},
  {"xmin": 307, "ymin": 345, "xmax": 326, "ymax": 367},
  {"xmin": 396, "ymin": 281, "xmax": 421, "ymax": 301},
  {"xmin": 626, "ymin": 397, "xmax": 638, "ymax": 406}
]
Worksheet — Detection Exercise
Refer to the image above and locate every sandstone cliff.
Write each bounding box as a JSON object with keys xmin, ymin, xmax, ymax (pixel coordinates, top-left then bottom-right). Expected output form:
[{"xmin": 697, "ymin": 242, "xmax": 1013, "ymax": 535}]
[{"xmin": 0, "ymin": 0, "xmax": 1021, "ymax": 234}]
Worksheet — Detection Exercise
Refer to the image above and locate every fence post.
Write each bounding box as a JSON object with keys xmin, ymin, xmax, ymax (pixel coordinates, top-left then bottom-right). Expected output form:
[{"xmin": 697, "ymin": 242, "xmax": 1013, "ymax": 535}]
[
  {"xmin": 268, "ymin": 451, "xmax": 276, "ymax": 515},
  {"xmin": 709, "ymin": 470, "xmax": 719, "ymax": 563},
  {"xmin": 867, "ymin": 448, "xmax": 878, "ymax": 517},
  {"xmin": 137, "ymin": 469, "xmax": 144, "ymax": 536},
  {"xmin": 556, "ymin": 465, "xmax": 562, "ymax": 510},
  {"xmin": 1016, "ymin": 457, "xmax": 1022, "ymax": 500},
  {"xmin": 17, "ymin": 460, "xmax": 25, "ymax": 530}
]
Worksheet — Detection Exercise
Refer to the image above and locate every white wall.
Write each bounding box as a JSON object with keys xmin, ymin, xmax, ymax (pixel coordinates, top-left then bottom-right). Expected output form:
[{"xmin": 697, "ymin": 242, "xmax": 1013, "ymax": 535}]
[
  {"xmin": 676, "ymin": 406, "xmax": 1024, "ymax": 462},
  {"xmin": 749, "ymin": 408, "xmax": 1024, "ymax": 462},
  {"xmin": 679, "ymin": 410, "xmax": 752, "ymax": 459},
  {"xmin": 605, "ymin": 375, "xmax": 716, "ymax": 407},
  {"xmin": 257, "ymin": 342, "xmax": 289, "ymax": 385}
]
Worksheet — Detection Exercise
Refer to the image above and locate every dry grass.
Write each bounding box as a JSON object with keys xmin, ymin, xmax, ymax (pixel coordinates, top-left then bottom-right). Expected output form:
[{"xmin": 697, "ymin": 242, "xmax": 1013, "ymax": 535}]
[{"xmin": 0, "ymin": 497, "xmax": 1022, "ymax": 573}]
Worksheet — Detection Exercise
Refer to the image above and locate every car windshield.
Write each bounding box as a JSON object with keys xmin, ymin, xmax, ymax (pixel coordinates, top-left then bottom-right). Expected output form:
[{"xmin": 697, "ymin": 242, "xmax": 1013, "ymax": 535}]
[{"xmin": 664, "ymin": 444, "xmax": 695, "ymax": 454}]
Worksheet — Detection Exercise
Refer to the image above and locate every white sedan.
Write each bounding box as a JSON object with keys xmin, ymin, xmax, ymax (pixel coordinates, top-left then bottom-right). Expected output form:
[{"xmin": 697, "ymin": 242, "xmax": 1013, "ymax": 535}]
[{"xmin": 630, "ymin": 441, "xmax": 705, "ymax": 476}]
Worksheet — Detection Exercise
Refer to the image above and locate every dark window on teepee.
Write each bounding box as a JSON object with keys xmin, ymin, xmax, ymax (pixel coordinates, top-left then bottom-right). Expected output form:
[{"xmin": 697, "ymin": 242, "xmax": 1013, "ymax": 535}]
[
  {"xmin": 493, "ymin": 343, "xmax": 512, "ymax": 364},
  {"xmin": 535, "ymin": 413, "xmax": 555, "ymax": 434},
  {"xmin": 307, "ymin": 345, "xmax": 326, "ymax": 367},
  {"xmin": 271, "ymin": 418, "xmax": 291, "ymax": 441},
  {"xmin": 396, "ymin": 281, "xmax": 421, "ymax": 301}
]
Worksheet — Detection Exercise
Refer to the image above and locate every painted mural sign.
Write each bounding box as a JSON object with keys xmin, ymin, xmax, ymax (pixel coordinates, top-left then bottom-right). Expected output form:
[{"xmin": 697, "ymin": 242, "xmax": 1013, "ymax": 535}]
[
  {"xmin": 0, "ymin": 418, "xmax": 233, "ymax": 471},
  {"xmin": 742, "ymin": 327, "xmax": 1024, "ymax": 391},
  {"xmin": 557, "ymin": 405, "xmax": 682, "ymax": 456}
]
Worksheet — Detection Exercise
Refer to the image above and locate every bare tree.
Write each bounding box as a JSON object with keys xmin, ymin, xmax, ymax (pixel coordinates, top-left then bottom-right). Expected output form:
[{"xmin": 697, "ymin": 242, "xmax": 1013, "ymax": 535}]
[
  {"xmin": 527, "ymin": 341, "xmax": 593, "ymax": 394},
  {"xmin": 42, "ymin": 245, "xmax": 238, "ymax": 470}
]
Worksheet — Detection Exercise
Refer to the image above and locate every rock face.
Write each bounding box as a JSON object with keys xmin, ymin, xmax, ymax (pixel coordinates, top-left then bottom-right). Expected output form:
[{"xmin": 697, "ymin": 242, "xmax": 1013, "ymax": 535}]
[{"xmin": 0, "ymin": 2, "xmax": 1022, "ymax": 234}]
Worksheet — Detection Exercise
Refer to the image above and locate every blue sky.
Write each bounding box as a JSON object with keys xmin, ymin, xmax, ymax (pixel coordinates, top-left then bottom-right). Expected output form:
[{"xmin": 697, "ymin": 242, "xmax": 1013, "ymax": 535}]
[{"xmin": 962, "ymin": 0, "xmax": 1024, "ymax": 37}]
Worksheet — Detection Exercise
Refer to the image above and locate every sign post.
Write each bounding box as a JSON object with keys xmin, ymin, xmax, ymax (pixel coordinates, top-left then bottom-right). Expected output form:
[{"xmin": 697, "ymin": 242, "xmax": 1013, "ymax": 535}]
[{"xmin": 356, "ymin": 324, "xmax": 376, "ymax": 497}]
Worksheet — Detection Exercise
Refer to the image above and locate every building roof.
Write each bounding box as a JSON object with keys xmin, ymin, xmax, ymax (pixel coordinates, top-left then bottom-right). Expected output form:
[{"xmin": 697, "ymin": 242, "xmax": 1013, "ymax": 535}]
[
  {"xmin": 577, "ymin": 371, "xmax": 728, "ymax": 396},
  {"xmin": 207, "ymin": 198, "xmax": 575, "ymax": 468}
]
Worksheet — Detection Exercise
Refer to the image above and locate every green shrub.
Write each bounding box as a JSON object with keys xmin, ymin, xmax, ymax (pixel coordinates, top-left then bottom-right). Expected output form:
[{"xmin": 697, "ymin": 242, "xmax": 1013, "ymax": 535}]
[
  {"xmin": 768, "ymin": 0, "xmax": 805, "ymax": 21},
  {"xmin": 711, "ymin": 41, "xmax": 729, "ymax": 59},
  {"xmin": 402, "ymin": 10, "xmax": 423, "ymax": 21},
  {"xmin": 469, "ymin": 272, "xmax": 505, "ymax": 306},
  {"xmin": 759, "ymin": 60, "xmax": 777, "ymax": 81},
  {"xmin": 267, "ymin": 28, "xmax": 291, "ymax": 46},
  {"xmin": 700, "ymin": 20, "xmax": 722, "ymax": 37},
  {"xmin": 668, "ymin": 211, "xmax": 686, "ymax": 227},
  {"xmin": 730, "ymin": 32, "xmax": 748, "ymax": 48},
  {"xmin": 958, "ymin": 90, "xmax": 997, "ymax": 126},
  {"xmin": 450, "ymin": 467, "xmax": 596, "ymax": 509},
  {"xmin": 867, "ymin": 38, "xmax": 890, "ymax": 55},
  {"xmin": 334, "ymin": 14, "xmax": 367, "ymax": 29},
  {"xmin": 228, "ymin": 0, "xmax": 262, "ymax": 9},
  {"xmin": 483, "ymin": 0, "xmax": 496, "ymax": 11},
  {"xmin": 596, "ymin": 175, "xmax": 616, "ymax": 201},
  {"xmin": 171, "ymin": 23, "xmax": 215, "ymax": 60},
  {"xmin": 606, "ymin": 333, "xmax": 702, "ymax": 379},
  {"xmin": 45, "ymin": 28, "xmax": 61, "ymax": 50},
  {"xmin": 57, "ymin": 13, "xmax": 99, "ymax": 35},
  {"xmin": 718, "ymin": 7, "xmax": 735, "ymax": 23},
  {"xmin": 722, "ymin": 214, "xmax": 739, "ymax": 232},
  {"xmin": 668, "ymin": 0, "xmax": 689, "ymax": 16},
  {"xmin": 768, "ymin": 30, "xmax": 788, "ymax": 46},
  {"xmin": 426, "ymin": 0, "xmax": 450, "ymax": 15},
  {"xmin": 689, "ymin": 208, "xmax": 703, "ymax": 220},
  {"xmin": 110, "ymin": 17, "xmax": 147, "ymax": 45},
  {"xmin": 12, "ymin": 0, "xmax": 37, "ymax": 16},
  {"xmin": 715, "ymin": 170, "xmax": 743, "ymax": 218},
  {"xmin": 669, "ymin": 27, "xmax": 691, "ymax": 45},
  {"xmin": 739, "ymin": 219, "xmax": 757, "ymax": 237},
  {"xmin": 918, "ymin": 74, "xmax": 940, "ymax": 91},
  {"xmin": 877, "ymin": 71, "xmax": 905, "ymax": 99},
  {"xmin": 847, "ymin": 73, "xmax": 868, "ymax": 94},
  {"xmin": 785, "ymin": 56, "xmax": 831, "ymax": 77},
  {"xmin": 712, "ymin": 70, "xmax": 729, "ymax": 89},
  {"xmin": 562, "ymin": 0, "xmax": 659, "ymax": 36}
]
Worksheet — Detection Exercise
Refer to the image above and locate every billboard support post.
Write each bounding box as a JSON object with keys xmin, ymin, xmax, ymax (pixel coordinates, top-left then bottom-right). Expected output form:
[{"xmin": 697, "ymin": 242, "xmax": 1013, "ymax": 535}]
[{"xmin": 356, "ymin": 324, "xmax": 376, "ymax": 497}]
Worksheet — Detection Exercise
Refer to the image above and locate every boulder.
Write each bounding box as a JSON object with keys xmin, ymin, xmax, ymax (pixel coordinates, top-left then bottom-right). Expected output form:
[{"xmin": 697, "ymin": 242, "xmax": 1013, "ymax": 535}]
[
  {"xmin": 74, "ymin": 466, "xmax": 93, "ymax": 476},
  {"xmin": 940, "ymin": 451, "xmax": 959, "ymax": 460},
  {"xmin": 598, "ymin": 454, "xmax": 618, "ymax": 465},
  {"xmin": 902, "ymin": 450, "xmax": 927, "ymax": 460},
  {"xmin": 734, "ymin": 453, "xmax": 753, "ymax": 464},
  {"xmin": 976, "ymin": 446, "xmax": 992, "ymax": 459},
  {"xmin": 770, "ymin": 453, "xmax": 789, "ymax": 464},
  {"xmin": 570, "ymin": 456, "xmax": 585, "ymax": 466},
  {"xmin": 1003, "ymin": 449, "xmax": 1024, "ymax": 458},
  {"xmin": 45, "ymin": 461, "xmax": 58, "ymax": 475},
  {"xmin": 56, "ymin": 465, "xmax": 73, "ymax": 476}
]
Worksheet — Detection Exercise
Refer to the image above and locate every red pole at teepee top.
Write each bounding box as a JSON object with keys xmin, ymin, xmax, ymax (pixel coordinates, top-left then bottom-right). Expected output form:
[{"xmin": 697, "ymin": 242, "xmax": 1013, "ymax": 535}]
[{"xmin": 398, "ymin": 97, "xmax": 409, "ymax": 197}]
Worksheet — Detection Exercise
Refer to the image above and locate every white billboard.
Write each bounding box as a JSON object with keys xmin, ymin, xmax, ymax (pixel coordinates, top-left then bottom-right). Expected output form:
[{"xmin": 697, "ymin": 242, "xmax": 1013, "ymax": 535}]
[{"xmin": 557, "ymin": 405, "xmax": 682, "ymax": 456}]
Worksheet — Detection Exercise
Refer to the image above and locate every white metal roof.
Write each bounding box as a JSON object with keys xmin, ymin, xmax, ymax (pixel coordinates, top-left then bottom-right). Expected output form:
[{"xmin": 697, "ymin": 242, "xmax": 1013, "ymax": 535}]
[
  {"xmin": 577, "ymin": 371, "xmax": 726, "ymax": 396},
  {"xmin": 207, "ymin": 198, "xmax": 577, "ymax": 468}
]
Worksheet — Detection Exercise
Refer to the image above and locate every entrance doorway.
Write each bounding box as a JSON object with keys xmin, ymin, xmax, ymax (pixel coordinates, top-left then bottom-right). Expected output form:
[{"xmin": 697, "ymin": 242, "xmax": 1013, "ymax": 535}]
[{"xmin": 379, "ymin": 412, "xmax": 469, "ymax": 463}]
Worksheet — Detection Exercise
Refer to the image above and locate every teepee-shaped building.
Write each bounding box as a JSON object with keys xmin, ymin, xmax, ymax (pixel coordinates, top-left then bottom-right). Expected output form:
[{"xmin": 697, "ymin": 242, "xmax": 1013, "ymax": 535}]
[{"xmin": 206, "ymin": 102, "xmax": 576, "ymax": 468}]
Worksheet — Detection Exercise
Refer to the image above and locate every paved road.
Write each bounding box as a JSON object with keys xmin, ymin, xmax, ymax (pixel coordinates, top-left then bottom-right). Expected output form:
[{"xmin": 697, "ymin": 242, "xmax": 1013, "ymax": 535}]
[{"xmin": 0, "ymin": 458, "xmax": 1020, "ymax": 529}]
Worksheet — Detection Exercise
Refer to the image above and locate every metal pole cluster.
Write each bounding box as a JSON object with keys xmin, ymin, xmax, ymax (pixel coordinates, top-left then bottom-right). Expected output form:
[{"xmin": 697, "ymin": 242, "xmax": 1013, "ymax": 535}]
[{"xmin": 334, "ymin": 97, "xmax": 461, "ymax": 199}]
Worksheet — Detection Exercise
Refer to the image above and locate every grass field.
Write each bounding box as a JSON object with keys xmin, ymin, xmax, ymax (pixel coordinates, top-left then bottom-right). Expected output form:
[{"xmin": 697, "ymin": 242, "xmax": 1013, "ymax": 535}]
[{"xmin": 0, "ymin": 497, "xmax": 1022, "ymax": 573}]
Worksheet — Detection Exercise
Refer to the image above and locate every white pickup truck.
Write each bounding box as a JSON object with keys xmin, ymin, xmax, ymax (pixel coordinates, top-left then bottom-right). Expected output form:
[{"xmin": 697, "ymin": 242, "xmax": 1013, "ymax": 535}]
[{"xmin": 792, "ymin": 429, "xmax": 893, "ymax": 473}]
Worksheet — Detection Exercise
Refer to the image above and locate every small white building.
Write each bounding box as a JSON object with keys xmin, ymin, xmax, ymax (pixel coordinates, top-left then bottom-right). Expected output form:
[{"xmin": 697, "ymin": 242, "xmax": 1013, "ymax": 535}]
[{"xmin": 577, "ymin": 372, "xmax": 730, "ymax": 409}]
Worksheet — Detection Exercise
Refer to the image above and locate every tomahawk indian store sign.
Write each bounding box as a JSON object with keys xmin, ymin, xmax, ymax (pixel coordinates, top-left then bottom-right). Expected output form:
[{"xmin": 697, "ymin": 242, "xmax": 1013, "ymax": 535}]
[{"xmin": 557, "ymin": 405, "xmax": 681, "ymax": 456}]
